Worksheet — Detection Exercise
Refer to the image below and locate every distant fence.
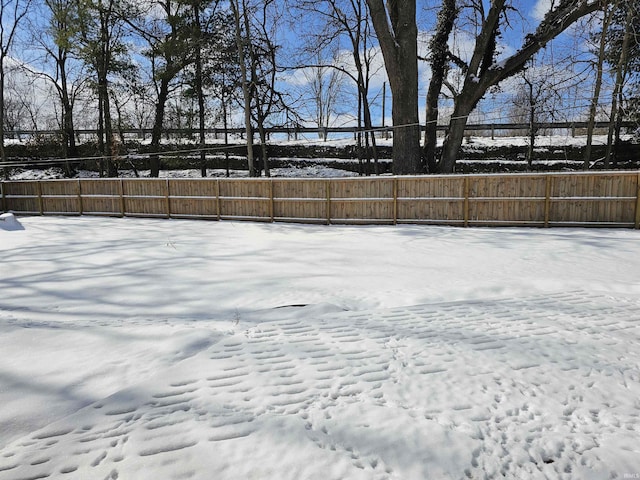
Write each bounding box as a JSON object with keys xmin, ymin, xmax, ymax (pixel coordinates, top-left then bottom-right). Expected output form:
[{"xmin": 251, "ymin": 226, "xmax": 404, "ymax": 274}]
[
  {"xmin": 4, "ymin": 120, "xmax": 637, "ymax": 142},
  {"xmin": 2, "ymin": 171, "xmax": 640, "ymax": 228}
]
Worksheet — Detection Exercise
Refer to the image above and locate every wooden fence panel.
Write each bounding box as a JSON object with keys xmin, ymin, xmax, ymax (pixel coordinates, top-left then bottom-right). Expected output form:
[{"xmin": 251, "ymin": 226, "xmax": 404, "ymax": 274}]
[
  {"xmin": 168, "ymin": 179, "xmax": 218, "ymax": 218},
  {"xmin": 122, "ymin": 179, "xmax": 168, "ymax": 217},
  {"xmin": 2, "ymin": 172, "xmax": 639, "ymax": 228},
  {"xmin": 549, "ymin": 199, "xmax": 636, "ymax": 225},
  {"xmin": 549, "ymin": 173, "xmax": 637, "ymax": 226},
  {"xmin": 2, "ymin": 181, "xmax": 40, "ymax": 214},
  {"xmin": 550, "ymin": 172, "xmax": 636, "ymax": 198},
  {"xmin": 78, "ymin": 180, "xmax": 121, "ymax": 215},
  {"xmin": 330, "ymin": 178, "xmax": 394, "ymax": 222},
  {"xmin": 397, "ymin": 177, "xmax": 465, "ymax": 223},
  {"xmin": 468, "ymin": 175, "xmax": 547, "ymax": 225},
  {"xmin": 219, "ymin": 179, "xmax": 271, "ymax": 220},
  {"xmin": 272, "ymin": 179, "xmax": 327, "ymax": 222},
  {"xmin": 39, "ymin": 180, "xmax": 80, "ymax": 215}
]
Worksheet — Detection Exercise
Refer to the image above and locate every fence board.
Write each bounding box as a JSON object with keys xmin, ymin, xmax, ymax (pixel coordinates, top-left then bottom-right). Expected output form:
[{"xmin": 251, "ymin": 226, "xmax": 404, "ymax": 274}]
[{"xmin": 2, "ymin": 171, "xmax": 639, "ymax": 228}]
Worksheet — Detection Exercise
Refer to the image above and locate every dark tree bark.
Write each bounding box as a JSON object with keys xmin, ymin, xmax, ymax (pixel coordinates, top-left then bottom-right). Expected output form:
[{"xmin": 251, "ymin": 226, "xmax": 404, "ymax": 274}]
[
  {"xmin": 150, "ymin": 78, "xmax": 171, "ymax": 177},
  {"xmin": 366, "ymin": 0, "xmax": 421, "ymax": 175},
  {"xmin": 424, "ymin": 0, "xmax": 457, "ymax": 172}
]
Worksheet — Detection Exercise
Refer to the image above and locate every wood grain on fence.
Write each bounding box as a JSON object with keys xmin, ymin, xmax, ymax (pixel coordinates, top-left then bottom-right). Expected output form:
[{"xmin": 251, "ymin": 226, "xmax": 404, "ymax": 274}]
[{"xmin": 2, "ymin": 171, "xmax": 639, "ymax": 228}]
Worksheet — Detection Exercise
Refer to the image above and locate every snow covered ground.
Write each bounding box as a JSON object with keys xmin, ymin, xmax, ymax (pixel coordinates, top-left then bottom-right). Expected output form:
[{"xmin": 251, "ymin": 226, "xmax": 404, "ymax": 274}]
[{"xmin": 1, "ymin": 215, "xmax": 639, "ymax": 479}]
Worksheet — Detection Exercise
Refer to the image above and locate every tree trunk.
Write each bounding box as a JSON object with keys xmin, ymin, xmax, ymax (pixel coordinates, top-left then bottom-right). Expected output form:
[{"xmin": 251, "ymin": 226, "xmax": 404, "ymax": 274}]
[
  {"xmin": 222, "ymin": 85, "xmax": 230, "ymax": 177},
  {"xmin": 59, "ymin": 47, "xmax": 77, "ymax": 162},
  {"xmin": 584, "ymin": 2, "xmax": 613, "ymax": 168},
  {"xmin": 424, "ymin": 0, "xmax": 457, "ymax": 172},
  {"xmin": 257, "ymin": 118, "xmax": 270, "ymax": 177},
  {"xmin": 366, "ymin": 0, "xmax": 421, "ymax": 175},
  {"xmin": 193, "ymin": 4, "xmax": 207, "ymax": 178},
  {"xmin": 104, "ymin": 85, "xmax": 117, "ymax": 177},
  {"xmin": 231, "ymin": 0, "xmax": 255, "ymax": 176},
  {"xmin": 440, "ymin": 95, "xmax": 475, "ymax": 173},
  {"xmin": 150, "ymin": 78, "xmax": 171, "ymax": 178}
]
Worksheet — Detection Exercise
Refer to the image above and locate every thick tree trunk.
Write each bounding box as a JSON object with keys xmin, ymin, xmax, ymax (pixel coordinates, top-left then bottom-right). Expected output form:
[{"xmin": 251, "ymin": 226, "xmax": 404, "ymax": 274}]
[
  {"xmin": 59, "ymin": 51, "xmax": 77, "ymax": 162},
  {"xmin": 150, "ymin": 78, "xmax": 171, "ymax": 178},
  {"xmin": 424, "ymin": 85, "xmax": 440, "ymax": 173},
  {"xmin": 366, "ymin": 0, "xmax": 421, "ymax": 175},
  {"xmin": 103, "ymin": 85, "xmax": 117, "ymax": 178},
  {"xmin": 389, "ymin": 74, "xmax": 421, "ymax": 175},
  {"xmin": 424, "ymin": 0, "xmax": 457, "ymax": 172},
  {"xmin": 439, "ymin": 96, "xmax": 475, "ymax": 173}
]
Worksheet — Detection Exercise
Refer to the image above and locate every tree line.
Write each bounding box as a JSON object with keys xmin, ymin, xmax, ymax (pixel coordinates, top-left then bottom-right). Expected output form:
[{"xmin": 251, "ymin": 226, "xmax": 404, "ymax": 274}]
[{"xmin": 1, "ymin": 0, "xmax": 639, "ymax": 176}]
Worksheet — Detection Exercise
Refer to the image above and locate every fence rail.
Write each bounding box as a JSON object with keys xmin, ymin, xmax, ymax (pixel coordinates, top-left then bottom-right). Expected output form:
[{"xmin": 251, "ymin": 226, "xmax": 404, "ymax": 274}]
[{"xmin": 2, "ymin": 172, "xmax": 640, "ymax": 228}]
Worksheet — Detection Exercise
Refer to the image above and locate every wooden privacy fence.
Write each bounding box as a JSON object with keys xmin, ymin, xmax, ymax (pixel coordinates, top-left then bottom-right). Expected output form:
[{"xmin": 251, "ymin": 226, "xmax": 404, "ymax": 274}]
[{"xmin": 2, "ymin": 171, "xmax": 640, "ymax": 228}]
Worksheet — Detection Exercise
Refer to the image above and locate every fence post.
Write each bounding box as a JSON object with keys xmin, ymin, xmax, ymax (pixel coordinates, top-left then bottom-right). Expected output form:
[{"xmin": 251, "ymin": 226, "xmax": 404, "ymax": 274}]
[
  {"xmin": 393, "ymin": 177, "xmax": 398, "ymax": 225},
  {"xmin": 37, "ymin": 181, "xmax": 44, "ymax": 215},
  {"xmin": 119, "ymin": 179, "xmax": 125, "ymax": 217},
  {"xmin": 635, "ymin": 172, "xmax": 640, "ymax": 229},
  {"xmin": 326, "ymin": 180, "xmax": 331, "ymax": 225},
  {"xmin": 165, "ymin": 179, "xmax": 171, "ymax": 219},
  {"xmin": 269, "ymin": 179, "xmax": 274, "ymax": 222},
  {"xmin": 77, "ymin": 179, "xmax": 83, "ymax": 215},
  {"xmin": 215, "ymin": 179, "xmax": 221, "ymax": 221},
  {"xmin": 544, "ymin": 175, "xmax": 552, "ymax": 227},
  {"xmin": 1, "ymin": 182, "xmax": 5, "ymax": 213},
  {"xmin": 463, "ymin": 176, "xmax": 470, "ymax": 227}
]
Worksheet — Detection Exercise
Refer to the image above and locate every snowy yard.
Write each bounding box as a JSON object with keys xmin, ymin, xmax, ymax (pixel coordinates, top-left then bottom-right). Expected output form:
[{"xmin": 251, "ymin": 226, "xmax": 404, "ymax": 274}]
[{"xmin": 1, "ymin": 214, "xmax": 639, "ymax": 479}]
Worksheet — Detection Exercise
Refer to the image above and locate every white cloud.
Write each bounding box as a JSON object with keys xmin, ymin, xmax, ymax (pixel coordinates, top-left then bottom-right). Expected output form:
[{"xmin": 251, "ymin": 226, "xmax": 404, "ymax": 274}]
[{"xmin": 531, "ymin": 0, "xmax": 553, "ymax": 22}]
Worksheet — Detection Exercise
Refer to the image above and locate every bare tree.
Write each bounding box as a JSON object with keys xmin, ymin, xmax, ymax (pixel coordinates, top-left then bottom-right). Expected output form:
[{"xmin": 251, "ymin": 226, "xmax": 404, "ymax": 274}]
[
  {"xmin": 22, "ymin": 0, "xmax": 87, "ymax": 161},
  {"xmin": 510, "ymin": 58, "xmax": 566, "ymax": 168},
  {"xmin": 603, "ymin": 0, "xmax": 638, "ymax": 166},
  {"xmin": 230, "ymin": 0, "xmax": 256, "ymax": 176},
  {"xmin": 0, "ymin": 0, "xmax": 32, "ymax": 165},
  {"xmin": 302, "ymin": 51, "xmax": 347, "ymax": 141},
  {"xmin": 584, "ymin": 1, "xmax": 617, "ymax": 168},
  {"xmin": 433, "ymin": 0, "xmax": 600, "ymax": 173},
  {"xmin": 231, "ymin": 0, "xmax": 288, "ymax": 177},
  {"xmin": 125, "ymin": 0, "xmax": 195, "ymax": 177},
  {"xmin": 293, "ymin": 0, "xmax": 383, "ymax": 173},
  {"xmin": 76, "ymin": 0, "xmax": 129, "ymax": 177}
]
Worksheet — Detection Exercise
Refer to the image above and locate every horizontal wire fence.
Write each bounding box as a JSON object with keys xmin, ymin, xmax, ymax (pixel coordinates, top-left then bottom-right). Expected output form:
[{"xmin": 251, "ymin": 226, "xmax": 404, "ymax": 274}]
[{"xmin": 2, "ymin": 171, "xmax": 640, "ymax": 228}]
